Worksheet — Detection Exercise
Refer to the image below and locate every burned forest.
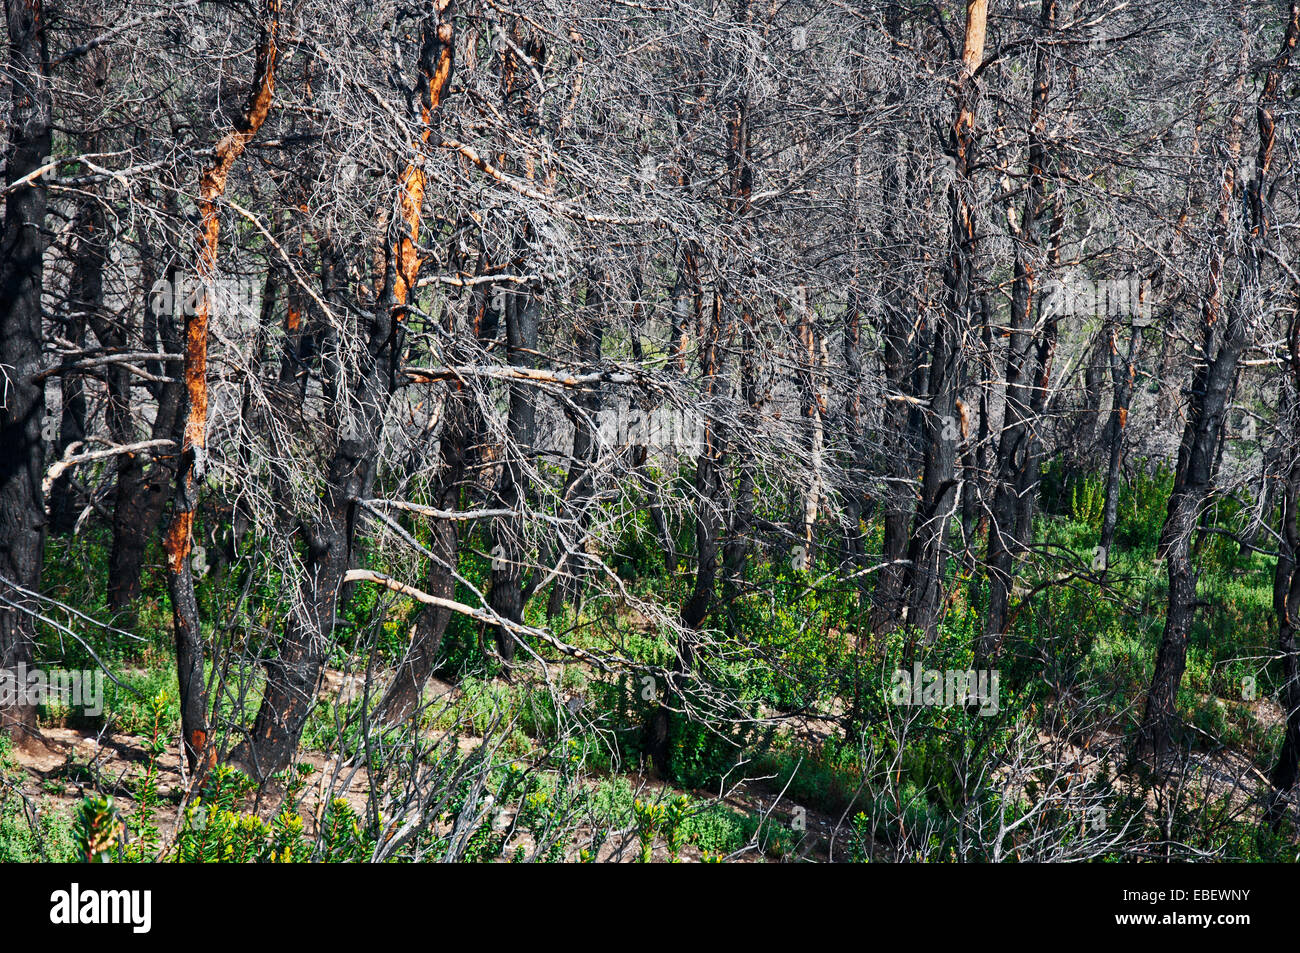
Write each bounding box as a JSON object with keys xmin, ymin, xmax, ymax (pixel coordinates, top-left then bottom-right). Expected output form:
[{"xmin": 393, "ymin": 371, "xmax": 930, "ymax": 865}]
[{"xmin": 3, "ymin": 0, "xmax": 1300, "ymax": 876}]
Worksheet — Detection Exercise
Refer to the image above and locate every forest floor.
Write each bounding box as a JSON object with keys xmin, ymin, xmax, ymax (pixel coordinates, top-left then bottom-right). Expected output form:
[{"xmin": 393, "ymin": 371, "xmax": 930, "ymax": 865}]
[
  {"xmin": 8, "ymin": 663, "xmax": 1290, "ymax": 861},
  {"xmin": 6, "ymin": 663, "xmax": 852, "ymax": 862}
]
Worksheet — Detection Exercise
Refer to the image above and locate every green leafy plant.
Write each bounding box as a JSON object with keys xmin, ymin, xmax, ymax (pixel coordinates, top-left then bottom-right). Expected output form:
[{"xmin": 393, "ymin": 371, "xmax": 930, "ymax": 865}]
[
  {"xmin": 75, "ymin": 794, "xmax": 123, "ymax": 863},
  {"xmin": 633, "ymin": 798, "xmax": 665, "ymax": 862}
]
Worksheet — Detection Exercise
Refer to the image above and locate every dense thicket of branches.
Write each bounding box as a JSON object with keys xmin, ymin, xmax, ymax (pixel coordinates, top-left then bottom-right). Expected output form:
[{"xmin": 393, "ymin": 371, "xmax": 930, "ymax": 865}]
[{"xmin": 5, "ymin": 0, "xmax": 1300, "ymax": 862}]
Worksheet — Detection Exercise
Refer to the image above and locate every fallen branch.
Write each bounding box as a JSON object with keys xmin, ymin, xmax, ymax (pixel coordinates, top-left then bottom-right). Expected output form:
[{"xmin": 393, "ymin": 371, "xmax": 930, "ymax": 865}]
[
  {"xmin": 42, "ymin": 439, "xmax": 176, "ymax": 504},
  {"xmin": 343, "ymin": 568, "xmax": 674, "ymax": 680}
]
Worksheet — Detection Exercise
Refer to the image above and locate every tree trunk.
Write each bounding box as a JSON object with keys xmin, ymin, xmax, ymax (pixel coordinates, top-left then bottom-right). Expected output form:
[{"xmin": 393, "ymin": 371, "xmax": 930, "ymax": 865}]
[
  {"xmin": 980, "ymin": 0, "xmax": 1056, "ymax": 660},
  {"xmin": 108, "ymin": 255, "xmax": 183, "ymax": 614},
  {"xmin": 0, "ymin": 0, "xmax": 51, "ymax": 748},
  {"xmin": 380, "ymin": 257, "xmax": 495, "ymax": 722},
  {"xmin": 489, "ymin": 287, "xmax": 540, "ymax": 663},
  {"xmin": 548, "ymin": 276, "xmax": 604, "ymax": 620},
  {"xmin": 377, "ymin": 398, "xmax": 468, "ymax": 723},
  {"xmin": 904, "ymin": 0, "xmax": 988, "ymax": 642},
  {"xmin": 1098, "ymin": 319, "xmax": 1144, "ymax": 563},
  {"xmin": 49, "ymin": 252, "xmax": 90, "ymax": 535},
  {"xmin": 163, "ymin": 0, "xmax": 281, "ymax": 775},
  {"xmin": 1269, "ymin": 380, "xmax": 1300, "ymax": 817},
  {"xmin": 647, "ymin": 267, "xmax": 718, "ymax": 778},
  {"xmin": 232, "ymin": 0, "xmax": 453, "ymax": 778},
  {"xmin": 1262, "ymin": 2, "xmax": 1300, "ymax": 808},
  {"xmin": 869, "ymin": 6, "xmax": 919, "ymax": 636},
  {"xmin": 1139, "ymin": 8, "xmax": 1267, "ymax": 761}
]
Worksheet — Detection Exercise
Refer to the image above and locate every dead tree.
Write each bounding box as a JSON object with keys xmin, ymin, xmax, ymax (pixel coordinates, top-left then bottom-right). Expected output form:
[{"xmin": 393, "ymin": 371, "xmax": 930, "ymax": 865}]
[
  {"xmin": 903, "ymin": 0, "xmax": 988, "ymax": 641},
  {"xmin": 981, "ymin": 0, "xmax": 1058, "ymax": 659},
  {"xmin": 162, "ymin": 0, "xmax": 281, "ymax": 775},
  {"xmin": 1139, "ymin": 3, "xmax": 1296, "ymax": 760},
  {"xmin": 0, "ymin": 0, "xmax": 51, "ymax": 748},
  {"xmin": 233, "ymin": 0, "xmax": 454, "ymax": 778}
]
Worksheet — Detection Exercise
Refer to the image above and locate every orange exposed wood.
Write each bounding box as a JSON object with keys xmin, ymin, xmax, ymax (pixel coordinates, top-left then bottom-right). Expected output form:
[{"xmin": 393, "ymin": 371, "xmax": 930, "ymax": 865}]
[
  {"xmin": 164, "ymin": 510, "xmax": 192, "ymax": 574},
  {"xmin": 166, "ymin": 0, "xmax": 281, "ymax": 567},
  {"xmin": 161, "ymin": 0, "xmax": 281, "ymax": 777},
  {"xmin": 961, "ymin": 0, "xmax": 988, "ymax": 75},
  {"xmin": 391, "ymin": 1, "xmax": 455, "ymax": 312},
  {"xmin": 1249, "ymin": 3, "xmax": 1299, "ymax": 239}
]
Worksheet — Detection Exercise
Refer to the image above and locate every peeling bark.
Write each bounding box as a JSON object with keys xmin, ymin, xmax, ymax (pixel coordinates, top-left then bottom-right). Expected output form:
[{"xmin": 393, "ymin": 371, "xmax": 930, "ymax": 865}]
[
  {"xmin": 233, "ymin": 0, "xmax": 454, "ymax": 777},
  {"xmin": 163, "ymin": 0, "xmax": 281, "ymax": 775}
]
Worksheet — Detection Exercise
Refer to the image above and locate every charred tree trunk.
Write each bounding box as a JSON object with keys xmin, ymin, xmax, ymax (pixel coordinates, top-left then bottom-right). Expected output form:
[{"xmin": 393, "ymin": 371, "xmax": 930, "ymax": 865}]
[
  {"xmin": 232, "ymin": 0, "xmax": 453, "ymax": 778},
  {"xmin": 49, "ymin": 241, "xmax": 91, "ymax": 534},
  {"xmin": 841, "ymin": 283, "xmax": 869, "ymax": 607},
  {"xmin": 0, "ymin": 0, "xmax": 51, "ymax": 748},
  {"xmin": 1262, "ymin": 3, "xmax": 1300, "ymax": 808},
  {"xmin": 869, "ymin": 5, "xmax": 917, "ymax": 636},
  {"xmin": 1269, "ymin": 358, "xmax": 1300, "ymax": 818},
  {"xmin": 720, "ymin": 91, "xmax": 756, "ymax": 631},
  {"xmin": 722, "ymin": 314, "xmax": 757, "ymax": 635},
  {"xmin": 487, "ymin": 24, "xmax": 546, "ymax": 665},
  {"xmin": 646, "ymin": 266, "xmax": 717, "ymax": 778},
  {"xmin": 981, "ymin": 0, "xmax": 1056, "ymax": 657},
  {"xmin": 959, "ymin": 294, "xmax": 992, "ymax": 572},
  {"xmin": 1138, "ymin": 7, "xmax": 1288, "ymax": 761},
  {"xmin": 108, "ymin": 255, "xmax": 184, "ymax": 614},
  {"xmin": 377, "ymin": 396, "xmax": 469, "ymax": 723},
  {"xmin": 870, "ymin": 293, "xmax": 917, "ymax": 635},
  {"xmin": 1098, "ymin": 319, "xmax": 1144, "ymax": 563},
  {"xmin": 163, "ymin": 0, "xmax": 281, "ymax": 776},
  {"xmin": 380, "ymin": 256, "xmax": 496, "ymax": 722},
  {"xmin": 903, "ymin": 0, "xmax": 987, "ymax": 642},
  {"xmin": 489, "ymin": 287, "xmax": 540, "ymax": 663},
  {"xmin": 82, "ymin": 203, "xmax": 144, "ymax": 597},
  {"xmin": 548, "ymin": 277, "xmax": 604, "ymax": 620},
  {"xmin": 794, "ymin": 287, "xmax": 825, "ymax": 569}
]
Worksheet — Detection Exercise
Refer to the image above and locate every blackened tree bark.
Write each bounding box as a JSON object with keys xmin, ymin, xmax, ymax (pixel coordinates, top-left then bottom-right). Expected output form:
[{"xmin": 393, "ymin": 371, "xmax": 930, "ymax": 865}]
[
  {"xmin": 646, "ymin": 265, "xmax": 718, "ymax": 777},
  {"xmin": 376, "ymin": 395, "xmax": 468, "ymax": 723},
  {"xmin": 1269, "ymin": 338, "xmax": 1300, "ymax": 818},
  {"xmin": 163, "ymin": 0, "xmax": 280, "ymax": 776},
  {"xmin": 903, "ymin": 0, "xmax": 988, "ymax": 642},
  {"xmin": 792, "ymin": 286, "xmax": 826, "ymax": 573},
  {"xmin": 1098, "ymin": 318, "xmax": 1144, "ymax": 563},
  {"xmin": 720, "ymin": 87, "xmax": 757, "ymax": 634},
  {"xmin": 869, "ymin": 1, "xmax": 917, "ymax": 636},
  {"xmin": 107, "ymin": 252, "xmax": 183, "ymax": 614},
  {"xmin": 0, "ymin": 0, "xmax": 51, "ymax": 748},
  {"xmin": 48, "ymin": 212, "xmax": 93, "ymax": 533},
  {"xmin": 1012, "ymin": 220, "xmax": 1063, "ymax": 551},
  {"xmin": 981, "ymin": 0, "xmax": 1056, "ymax": 659},
  {"xmin": 1260, "ymin": 2, "xmax": 1300, "ymax": 808},
  {"xmin": 841, "ymin": 281, "xmax": 869, "ymax": 604},
  {"xmin": 378, "ymin": 265, "xmax": 495, "ymax": 723},
  {"xmin": 547, "ymin": 274, "xmax": 604, "ymax": 620},
  {"xmin": 628, "ymin": 269, "xmax": 677, "ymax": 574},
  {"xmin": 1138, "ymin": 5, "xmax": 1295, "ymax": 760},
  {"xmin": 489, "ymin": 285, "xmax": 540, "ymax": 663},
  {"xmin": 959, "ymin": 295, "xmax": 992, "ymax": 574},
  {"xmin": 488, "ymin": 22, "xmax": 546, "ymax": 664},
  {"xmin": 85, "ymin": 205, "xmax": 140, "ymax": 587},
  {"xmin": 233, "ymin": 0, "xmax": 453, "ymax": 778}
]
